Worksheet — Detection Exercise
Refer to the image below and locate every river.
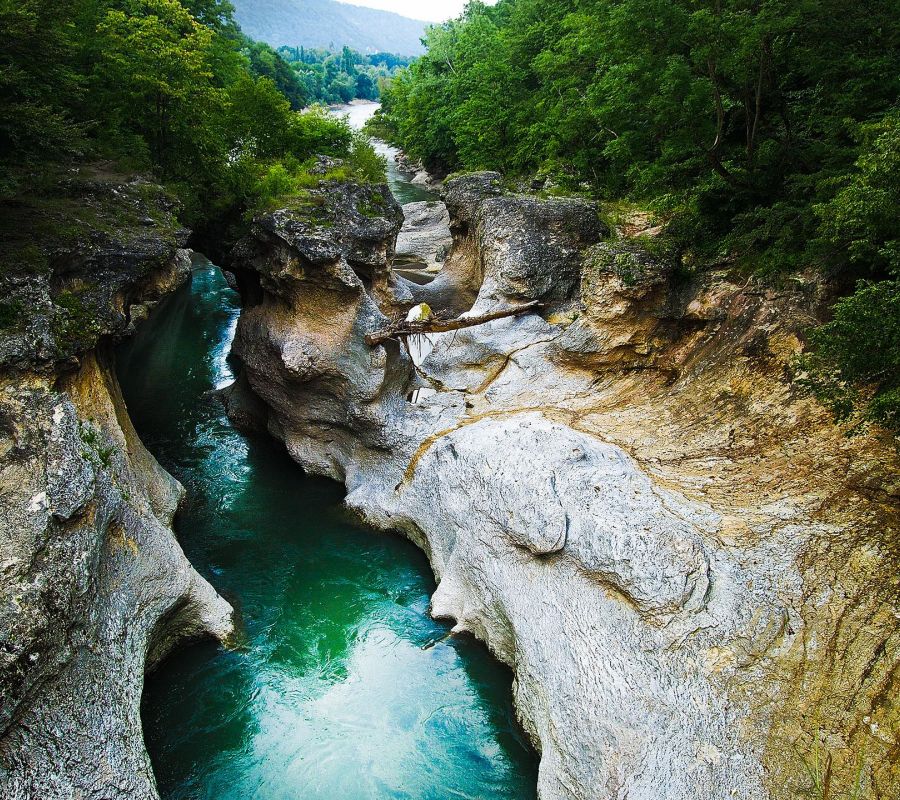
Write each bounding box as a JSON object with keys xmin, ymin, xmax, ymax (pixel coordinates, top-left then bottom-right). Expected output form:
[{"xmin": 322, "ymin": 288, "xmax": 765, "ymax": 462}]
[
  {"xmin": 118, "ymin": 257, "xmax": 537, "ymax": 798},
  {"xmin": 329, "ymin": 101, "xmax": 436, "ymax": 205}
]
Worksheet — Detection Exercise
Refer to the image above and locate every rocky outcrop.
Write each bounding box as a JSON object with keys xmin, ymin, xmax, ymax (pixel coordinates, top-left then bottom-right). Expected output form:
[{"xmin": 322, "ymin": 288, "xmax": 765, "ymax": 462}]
[
  {"xmin": 227, "ymin": 173, "xmax": 899, "ymax": 799},
  {"xmin": 396, "ymin": 150, "xmax": 444, "ymax": 191},
  {"xmin": 404, "ymin": 172, "xmax": 608, "ymax": 317},
  {"xmin": 394, "ymin": 200, "xmax": 452, "ymax": 275},
  {"xmin": 0, "ymin": 171, "xmax": 233, "ymax": 799}
]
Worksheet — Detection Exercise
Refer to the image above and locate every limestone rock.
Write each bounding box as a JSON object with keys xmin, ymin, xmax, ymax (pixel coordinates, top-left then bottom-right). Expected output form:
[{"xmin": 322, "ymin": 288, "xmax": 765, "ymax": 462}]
[
  {"xmin": 0, "ymin": 176, "xmax": 193, "ymax": 372},
  {"xmin": 470, "ymin": 194, "xmax": 608, "ymax": 312},
  {"xmin": 407, "ymin": 173, "xmax": 608, "ymax": 317},
  {"xmin": 396, "ymin": 150, "xmax": 444, "ymax": 190},
  {"xmin": 394, "ymin": 201, "xmax": 452, "ymax": 274},
  {"xmin": 552, "ymin": 240, "xmax": 679, "ymax": 372},
  {"xmin": 0, "ymin": 175, "xmax": 233, "ymax": 800},
  {"xmin": 226, "ymin": 173, "xmax": 900, "ymax": 800},
  {"xmin": 226, "ymin": 177, "xmax": 415, "ymax": 482}
]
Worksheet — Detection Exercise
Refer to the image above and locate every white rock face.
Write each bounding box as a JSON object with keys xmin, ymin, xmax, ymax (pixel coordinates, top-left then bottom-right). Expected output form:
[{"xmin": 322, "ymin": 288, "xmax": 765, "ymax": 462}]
[
  {"xmin": 0, "ymin": 186, "xmax": 234, "ymax": 799},
  {"xmin": 341, "ymin": 409, "xmax": 794, "ymax": 800},
  {"xmin": 395, "ymin": 201, "xmax": 452, "ymax": 273},
  {"xmin": 226, "ymin": 174, "xmax": 899, "ymax": 800}
]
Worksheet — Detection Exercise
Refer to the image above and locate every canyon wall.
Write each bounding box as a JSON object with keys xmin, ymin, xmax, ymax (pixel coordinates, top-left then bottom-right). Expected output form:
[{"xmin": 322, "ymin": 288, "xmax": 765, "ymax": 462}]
[
  {"xmin": 226, "ymin": 173, "xmax": 899, "ymax": 800},
  {"xmin": 0, "ymin": 174, "xmax": 233, "ymax": 799}
]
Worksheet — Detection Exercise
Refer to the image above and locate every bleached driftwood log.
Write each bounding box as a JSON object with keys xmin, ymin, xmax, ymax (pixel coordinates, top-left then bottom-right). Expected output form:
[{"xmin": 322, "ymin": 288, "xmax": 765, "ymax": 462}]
[{"xmin": 364, "ymin": 301, "xmax": 542, "ymax": 347}]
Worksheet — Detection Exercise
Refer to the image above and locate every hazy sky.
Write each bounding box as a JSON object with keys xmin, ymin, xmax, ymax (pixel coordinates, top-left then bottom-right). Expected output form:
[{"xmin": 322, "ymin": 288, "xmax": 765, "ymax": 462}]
[{"xmin": 338, "ymin": 1, "xmax": 492, "ymax": 23}]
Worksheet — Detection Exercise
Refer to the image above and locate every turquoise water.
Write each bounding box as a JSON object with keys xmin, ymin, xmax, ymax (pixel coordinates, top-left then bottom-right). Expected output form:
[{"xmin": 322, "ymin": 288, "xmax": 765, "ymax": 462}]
[{"xmin": 117, "ymin": 260, "xmax": 537, "ymax": 800}]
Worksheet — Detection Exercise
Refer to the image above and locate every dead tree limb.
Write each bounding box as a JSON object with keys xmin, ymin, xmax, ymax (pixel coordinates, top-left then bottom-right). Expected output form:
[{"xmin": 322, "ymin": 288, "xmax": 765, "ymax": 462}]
[{"xmin": 365, "ymin": 301, "xmax": 543, "ymax": 347}]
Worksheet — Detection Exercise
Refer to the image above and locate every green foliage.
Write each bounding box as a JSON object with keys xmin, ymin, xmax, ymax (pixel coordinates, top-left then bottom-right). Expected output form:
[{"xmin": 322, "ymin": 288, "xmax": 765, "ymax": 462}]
[
  {"xmin": 238, "ymin": 133, "xmax": 385, "ymax": 217},
  {"xmin": 0, "ymin": 0, "xmax": 89, "ymax": 176},
  {"xmin": 798, "ymin": 280, "xmax": 900, "ymax": 432},
  {"xmin": 814, "ymin": 112, "xmax": 900, "ymax": 278},
  {"xmin": 181, "ymin": 0, "xmax": 236, "ymax": 30},
  {"xmin": 276, "ymin": 45, "xmax": 414, "ymax": 105},
  {"xmin": 800, "ymin": 113, "xmax": 900, "ymax": 432},
  {"xmin": 94, "ymin": 0, "xmax": 221, "ymax": 172},
  {"xmin": 381, "ymin": 0, "xmax": 900, "ymax": 431},
  {"xmin": 0, "ymin": 0, "xmax": 364, "ymax": 240},
  {"xmin": 52, "ymin": 288, "xmax": 103, "ymax": 352},
  {"xmin": 346, "ymin": 132, "xmax": 388, "ymax": 184},
  {"xmin": 286, "ymin": 106, "xmax": 353, "ymax": 156},
  {"xmin": 381, "ymin": 0, "xmax": 899, "ymax": 267},
  {"xmin": 79, "ymin": 421, "xmax": 116, "ymax": 469},
  {"xmin": 242, "ymin": 39, "xmax": 307, "ymax": 109},
  {"xmin": 225, "ymin": 71, "xmax": 293, "ymax": 159}
]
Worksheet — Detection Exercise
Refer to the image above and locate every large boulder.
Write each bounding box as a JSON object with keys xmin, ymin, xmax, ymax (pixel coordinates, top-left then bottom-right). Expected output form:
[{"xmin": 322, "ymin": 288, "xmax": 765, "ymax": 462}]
[
  {"xmin": 407, "ymin": 173, "xmax": 608, "ymax": 316},
  {"xmin": 469, "ymin": 193, "xmax": 608, "ymax": 312}
]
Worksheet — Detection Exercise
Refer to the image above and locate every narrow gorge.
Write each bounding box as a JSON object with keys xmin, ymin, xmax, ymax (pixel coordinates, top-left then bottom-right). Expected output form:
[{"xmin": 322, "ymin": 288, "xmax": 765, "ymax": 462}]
[
  {"xmin": 2, "ymin": 140, "xmax": 897, "ymax": 800},
  {"xmin": 122, "ymin": 256, "xmax": 537, "ymax": 798}
]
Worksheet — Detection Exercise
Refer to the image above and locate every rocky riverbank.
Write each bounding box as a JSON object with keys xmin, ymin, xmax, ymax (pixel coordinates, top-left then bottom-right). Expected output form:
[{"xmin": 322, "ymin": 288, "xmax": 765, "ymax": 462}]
[
  {"xmin": 0, "ymin": 170, "xmax": 233, "ymax": 799},
  {"xmin": 225, "ymin": 172, "xmax": 899, "ymax": 799},
  {"xmin": 394, "ymin": 150, "xmax": 444, "ymax": 192}
]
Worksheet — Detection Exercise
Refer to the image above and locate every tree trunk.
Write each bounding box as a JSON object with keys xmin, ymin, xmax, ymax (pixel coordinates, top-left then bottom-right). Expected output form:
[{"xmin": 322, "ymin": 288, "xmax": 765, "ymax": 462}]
[{"xmin": 365, "ymin": 301, "xmax": 543, "ymax": 347}]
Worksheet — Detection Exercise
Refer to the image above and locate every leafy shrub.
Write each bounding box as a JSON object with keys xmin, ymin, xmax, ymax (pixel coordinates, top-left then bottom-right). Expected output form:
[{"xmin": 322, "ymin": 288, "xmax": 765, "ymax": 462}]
[
  {"xmin": 815, "ymin": 112, "xmax": 900, "ymax": 278},
  {"xmin": 346, "ymin": 132, "xmax": 388, "ymax": 184},
  {"xmin": 798, "ymin": 280, "xmax": 900, "ymax": 432},
  {"xmin": 287, "ymin": 106, "xmax": 354, "ymax": 159},
  {"xmin": 241, "ymin": 135, "xmax": 386, "ymax": 217}
]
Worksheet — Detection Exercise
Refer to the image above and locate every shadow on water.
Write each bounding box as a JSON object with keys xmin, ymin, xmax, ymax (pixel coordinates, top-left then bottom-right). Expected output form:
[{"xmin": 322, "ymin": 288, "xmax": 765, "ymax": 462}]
[{"xmin": 117, "ymin": 257, "xmax": 538, "ymax": 800}]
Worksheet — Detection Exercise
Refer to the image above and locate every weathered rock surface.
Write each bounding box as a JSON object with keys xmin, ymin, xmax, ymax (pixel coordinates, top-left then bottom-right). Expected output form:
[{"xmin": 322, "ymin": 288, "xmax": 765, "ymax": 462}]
[
  {"xmin": 396, "ymin": 150, "xmax": 444, "ymax": 191},
  {"xmin": 227, "ymin": 173, "xmax": 899, "ymax": 799},
  {"xmin": 403, "ymin": 172, "xmax": 608, "ymax": 316},
  {"xmin": 0, "ymin": 172, "xmax": 233, "ymax": 799},
  {"xmin": 394, "ymin": 200, "xmax": 452, "ymax": 274}
]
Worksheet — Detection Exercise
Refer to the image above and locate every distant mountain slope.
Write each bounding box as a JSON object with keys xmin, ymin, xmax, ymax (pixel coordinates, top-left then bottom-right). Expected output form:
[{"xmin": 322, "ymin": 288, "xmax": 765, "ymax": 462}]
[{"xmin": 231, "ymin": 0, "xmax": 428, "ymax": 55}]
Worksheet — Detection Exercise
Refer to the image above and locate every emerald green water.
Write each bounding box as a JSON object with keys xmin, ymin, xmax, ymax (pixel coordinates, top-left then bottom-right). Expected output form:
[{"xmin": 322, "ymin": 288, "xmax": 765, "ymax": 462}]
[{"xmin": 117, "ymin": 259, "xmax": 537, "ymax": 800}]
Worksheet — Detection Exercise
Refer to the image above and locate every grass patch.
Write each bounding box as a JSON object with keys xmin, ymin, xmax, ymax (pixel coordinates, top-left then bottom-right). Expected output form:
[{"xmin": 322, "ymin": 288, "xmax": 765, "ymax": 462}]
[
  {"xmin": 52, "ymin": 288, "xmax": 103, "ymax": 353},
  {"xmin": 797, "ymin": 742, "xmax": 868, "ymax": 800},
  {"xmin": 79, "ymin": 421, "xmax": 115, "ymax": 469}
]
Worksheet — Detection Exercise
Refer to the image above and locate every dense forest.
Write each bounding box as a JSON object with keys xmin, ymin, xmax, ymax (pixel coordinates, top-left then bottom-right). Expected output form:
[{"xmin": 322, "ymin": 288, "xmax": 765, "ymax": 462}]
[
  {"xmin": 375, "ymin": 0, "xmax": 900, "ymax": 431},
  {"xmin": 0, "ymin": 0, "xmax": 385, "ymax": 239},
  {"xmin": 277, "ymin": 46, "xmax": 414, "ymax": 105}
]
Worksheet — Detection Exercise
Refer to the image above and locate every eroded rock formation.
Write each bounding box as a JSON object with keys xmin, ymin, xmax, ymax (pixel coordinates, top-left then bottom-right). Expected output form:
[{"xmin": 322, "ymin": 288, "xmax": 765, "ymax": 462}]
[
  {"xmin": 394, "ymin": 200, "xmax": 452, "ymax": 276},
  {"xmin": 0, "ymin": 174, "xmax": 233, "ymax": 799},
  {"xmin": 226, "ymin": 173, "xmax": 899, "ymax": 799}
]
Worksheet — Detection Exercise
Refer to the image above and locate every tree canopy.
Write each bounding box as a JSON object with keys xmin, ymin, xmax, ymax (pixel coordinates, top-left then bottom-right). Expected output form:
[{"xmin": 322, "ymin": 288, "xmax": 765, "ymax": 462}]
[{"xmin": 275, "ymin": 45, "xmax": 414, "ymax": 105}]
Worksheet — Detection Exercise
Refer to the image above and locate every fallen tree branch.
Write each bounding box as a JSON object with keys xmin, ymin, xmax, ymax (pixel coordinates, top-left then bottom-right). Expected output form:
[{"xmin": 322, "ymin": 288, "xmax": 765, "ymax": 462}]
[{"xmin": 365, "ymin": 301, "xmax": 543, "ymax": 347}]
